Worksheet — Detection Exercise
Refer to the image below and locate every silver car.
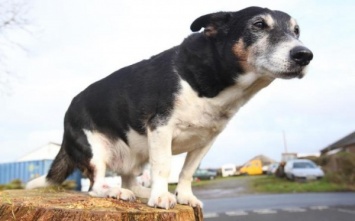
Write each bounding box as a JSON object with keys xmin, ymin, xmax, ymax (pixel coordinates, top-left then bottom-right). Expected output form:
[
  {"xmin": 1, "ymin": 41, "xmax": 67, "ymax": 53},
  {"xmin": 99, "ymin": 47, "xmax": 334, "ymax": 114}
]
[{"xmin": 284, "ymin": 159, "xmax": 324, "ymax": 181}]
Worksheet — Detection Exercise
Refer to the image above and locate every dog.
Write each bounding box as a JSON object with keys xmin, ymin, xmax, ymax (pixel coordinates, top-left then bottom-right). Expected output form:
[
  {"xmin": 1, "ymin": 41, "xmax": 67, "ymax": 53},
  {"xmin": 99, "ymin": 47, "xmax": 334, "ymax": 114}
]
[{"xmin": 26, "ymin": 6, "xmax": 313, "ymax": 209}]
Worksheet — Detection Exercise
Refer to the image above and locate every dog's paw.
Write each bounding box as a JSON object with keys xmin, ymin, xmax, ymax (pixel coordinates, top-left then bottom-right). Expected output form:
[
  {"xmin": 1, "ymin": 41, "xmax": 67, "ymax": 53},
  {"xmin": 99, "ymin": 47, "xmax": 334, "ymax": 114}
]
[
  {"xmin": 147, "ymin": 192, "xmax": 176, "ymax": 209},
  {"xmin": 131, "ymin": 185, "xmax": 151, "ymax": 199},
  {"xmin": 89, "ymin": 184, "xmax": 136, "ymax": 202},
  {"xmin": 176, "ymin": 192, "xmax": 203, "ymax": 207},
  {"xmin": 107, "ymin": 186, "xmax": 136, "ymax": 202}
]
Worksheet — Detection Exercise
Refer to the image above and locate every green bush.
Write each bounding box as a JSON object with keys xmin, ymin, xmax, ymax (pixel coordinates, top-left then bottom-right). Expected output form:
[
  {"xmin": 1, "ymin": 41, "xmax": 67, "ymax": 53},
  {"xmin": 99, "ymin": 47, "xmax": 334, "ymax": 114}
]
[
  {"xmin": 0, "ymin": 179, "xmax": 77, "ymax": 191},
  {"xmin": 322, "ymin": 152, "xmax": 355, "ymax": 185},
  {"xmin": 61, "ymin": 180, "xmax": 77, "ymax": 190},
  {"xmin": 0, "ymin": 179, "xmax": 24, "ymax": 190}
]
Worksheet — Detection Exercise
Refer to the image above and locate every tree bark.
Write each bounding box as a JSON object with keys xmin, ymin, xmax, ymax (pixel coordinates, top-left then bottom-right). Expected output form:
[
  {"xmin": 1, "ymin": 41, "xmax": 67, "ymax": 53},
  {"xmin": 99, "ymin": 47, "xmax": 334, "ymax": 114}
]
[{"xmin": 0, "ymin": 189, "xmax": 203, "ymax": 221}]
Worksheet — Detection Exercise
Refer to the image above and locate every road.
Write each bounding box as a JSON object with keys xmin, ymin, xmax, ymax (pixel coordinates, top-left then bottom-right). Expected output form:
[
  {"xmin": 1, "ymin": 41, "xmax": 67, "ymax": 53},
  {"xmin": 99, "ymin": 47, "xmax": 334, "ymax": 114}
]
[
  {"xmin": 204, "ymin": 205, "xmax": 355, "ymax": 221},
  {"xmin": 201, "ymin": 192, "xmax": 355, "ymax": 221}
]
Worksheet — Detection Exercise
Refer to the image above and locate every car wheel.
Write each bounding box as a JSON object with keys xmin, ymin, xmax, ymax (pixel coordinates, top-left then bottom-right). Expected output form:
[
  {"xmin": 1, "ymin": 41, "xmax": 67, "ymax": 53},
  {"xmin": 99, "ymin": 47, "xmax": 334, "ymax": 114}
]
[{"xmin": 286, "ymin": 173, "xmax": 293, "ymax": 180}]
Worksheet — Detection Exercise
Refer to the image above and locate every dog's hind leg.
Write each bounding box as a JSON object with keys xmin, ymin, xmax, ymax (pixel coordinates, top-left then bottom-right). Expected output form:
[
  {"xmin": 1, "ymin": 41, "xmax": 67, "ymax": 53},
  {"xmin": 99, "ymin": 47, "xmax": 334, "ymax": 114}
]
[
  {"xmin": 88, "ymin": 160, "xmax": 135, "ymax": 201},
  {"xmin": 122, "ymin": 175, "xmax": 151, "ymax": 199},
  {"xmin": 88, "ymin": 161, "xmax": 137, "ymax": 201},
  {"xmin": 84, "ymin": 130, "xmax": 136, "ymax": 201}
]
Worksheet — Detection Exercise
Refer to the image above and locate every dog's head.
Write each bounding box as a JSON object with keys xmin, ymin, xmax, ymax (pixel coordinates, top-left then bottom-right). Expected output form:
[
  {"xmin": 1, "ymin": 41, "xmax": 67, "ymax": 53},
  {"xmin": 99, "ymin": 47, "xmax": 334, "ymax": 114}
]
[{"xmin": 191, "ymin": 7, "xmax": 313, "ymax": 79}]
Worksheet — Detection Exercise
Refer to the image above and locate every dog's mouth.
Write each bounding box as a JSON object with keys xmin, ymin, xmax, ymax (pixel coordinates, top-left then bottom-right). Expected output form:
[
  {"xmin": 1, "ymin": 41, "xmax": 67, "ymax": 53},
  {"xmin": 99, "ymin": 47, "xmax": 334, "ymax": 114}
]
[
  {"xmin": 260, "ymin": 65, "xmax": 306, "ymax": 79},
  {"xmin": 280, "ymin": 63, "xmax": 309, "ymax": 79},
  {"xmin": 277, "ymin": 70, "xmax": 305, "ymax": 79}
]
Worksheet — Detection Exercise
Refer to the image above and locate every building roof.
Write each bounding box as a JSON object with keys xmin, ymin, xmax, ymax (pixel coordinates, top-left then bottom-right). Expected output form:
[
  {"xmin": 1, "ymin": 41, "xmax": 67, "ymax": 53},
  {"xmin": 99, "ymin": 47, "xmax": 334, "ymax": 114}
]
[
  {"xmin": 321, "ymin": 131, "xmax": 355, "ymax": 154},
  {"xmin": 17, "ymin": 142, "xmax": 61, "ymax": 162},
  {"xmin": 244, "ymin": 154, "xmax": 276, "ymax": 165}
]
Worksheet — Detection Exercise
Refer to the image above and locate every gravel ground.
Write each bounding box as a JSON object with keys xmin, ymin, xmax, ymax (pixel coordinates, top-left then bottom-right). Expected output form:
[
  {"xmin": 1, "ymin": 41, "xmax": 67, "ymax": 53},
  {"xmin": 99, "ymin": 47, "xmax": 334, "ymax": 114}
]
[{"xmin": 193, "ymin": 176, "xmax": 259, "ymax": 200}]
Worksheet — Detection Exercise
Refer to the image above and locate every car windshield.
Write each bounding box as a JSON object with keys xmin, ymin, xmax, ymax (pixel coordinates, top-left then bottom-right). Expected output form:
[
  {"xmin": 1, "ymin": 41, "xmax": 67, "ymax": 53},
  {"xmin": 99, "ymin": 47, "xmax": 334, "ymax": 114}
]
[
  {"xmin": 198, "ymin": 170, "xmax": 207, "ymax": 173},
  {"xmin": 293, "ymin": 162, "xmax": 317, "ymax": 169}
]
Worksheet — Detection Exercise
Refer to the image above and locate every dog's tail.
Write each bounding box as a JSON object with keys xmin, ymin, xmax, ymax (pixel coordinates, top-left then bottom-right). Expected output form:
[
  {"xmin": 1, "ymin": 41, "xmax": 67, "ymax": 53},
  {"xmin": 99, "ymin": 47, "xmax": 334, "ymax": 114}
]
[{"xmin": 26, "ymin": 143, "xmax": 75, "ymax": 189}]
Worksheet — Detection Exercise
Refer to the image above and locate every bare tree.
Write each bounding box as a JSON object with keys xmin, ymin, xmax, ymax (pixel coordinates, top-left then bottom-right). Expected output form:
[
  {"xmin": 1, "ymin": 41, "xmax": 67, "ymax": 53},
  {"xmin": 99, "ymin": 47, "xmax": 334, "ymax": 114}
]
[{"xmin": 0, "ymin": 0, "xmax": 31, "ymax": 95}]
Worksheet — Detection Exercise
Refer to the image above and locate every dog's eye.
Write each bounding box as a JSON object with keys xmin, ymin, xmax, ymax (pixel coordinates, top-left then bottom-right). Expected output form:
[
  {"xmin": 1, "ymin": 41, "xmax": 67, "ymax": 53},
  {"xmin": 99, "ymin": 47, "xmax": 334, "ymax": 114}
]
[
  {"xmin": 253, "ymin": 21, "xmax": 267, "ymax": 29},
  {"xmin": 294, "ymin": 26, "xmax": 300, "ymax": 36}
]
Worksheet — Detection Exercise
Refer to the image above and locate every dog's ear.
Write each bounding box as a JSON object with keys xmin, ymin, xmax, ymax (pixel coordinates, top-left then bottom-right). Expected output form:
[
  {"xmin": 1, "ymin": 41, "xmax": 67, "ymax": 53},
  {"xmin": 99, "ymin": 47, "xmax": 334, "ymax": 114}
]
[{"xmin": 190, "ymin": 12, "xmax": 232, "ymax": 37}]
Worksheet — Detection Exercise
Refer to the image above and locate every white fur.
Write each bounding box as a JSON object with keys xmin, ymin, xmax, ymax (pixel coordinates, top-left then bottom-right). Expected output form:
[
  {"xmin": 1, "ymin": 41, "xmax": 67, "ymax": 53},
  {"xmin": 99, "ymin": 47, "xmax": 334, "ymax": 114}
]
[
  {"xmin": 252, "ymin": 35, "xmax": 306, "ymax": 78},
  {"xmin": 84, "ymin": 129, "xmax": 146, "ymax": 200},
  {"xmin": 84, "ymin": 129, "xmax": 149, "ymax": 176},
  {"xmin": 290, "ymin": 18, "xmax": 298, "ymax": 30},
  {"xmin": 262, "ymin": 14, "xmax": 275, "ymax": 28},
  {"xmin": 269, "ymin": 38, "xmax": 304, "ymax": 68},
  {"xmin": 147, "ymin": 124, "xmax": 177, "ymax": 209},
  {"xmin": 26, "ymin": 175, "xmax": 51, "ymax": 189},
  {"xmin": 171, "ymin": 74, "xmax": 269, "ymax": 146},
  {"xmin": 83, "ymin": 128, "xmax": 153, "ymax": 200},
  {"xmin": 174, "ymin": 139, "xmax": 215, "ymax": 207}
]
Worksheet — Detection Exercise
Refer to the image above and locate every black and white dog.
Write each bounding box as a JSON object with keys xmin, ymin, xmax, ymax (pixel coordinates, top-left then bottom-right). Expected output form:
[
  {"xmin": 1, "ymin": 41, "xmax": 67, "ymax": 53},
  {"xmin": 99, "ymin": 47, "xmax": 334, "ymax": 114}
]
[{"xmin": 27, "ymin": 7, "xmax": 313, "ymax": 209}]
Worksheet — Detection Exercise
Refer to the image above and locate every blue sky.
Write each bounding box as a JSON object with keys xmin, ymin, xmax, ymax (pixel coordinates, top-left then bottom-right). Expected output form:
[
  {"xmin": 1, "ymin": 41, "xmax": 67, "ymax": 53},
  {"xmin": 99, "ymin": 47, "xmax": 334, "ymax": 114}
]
[{"xmin": 0, "ymin": 0, "xmax": 354, "ymax": 168}]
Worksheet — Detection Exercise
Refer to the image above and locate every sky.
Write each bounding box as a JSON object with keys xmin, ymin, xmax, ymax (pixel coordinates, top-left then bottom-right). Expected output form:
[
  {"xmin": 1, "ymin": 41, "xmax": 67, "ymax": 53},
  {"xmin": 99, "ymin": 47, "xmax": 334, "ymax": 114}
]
[{"xmin": 0, "ymin": 0, "xmax": 354, "ymax": 168}]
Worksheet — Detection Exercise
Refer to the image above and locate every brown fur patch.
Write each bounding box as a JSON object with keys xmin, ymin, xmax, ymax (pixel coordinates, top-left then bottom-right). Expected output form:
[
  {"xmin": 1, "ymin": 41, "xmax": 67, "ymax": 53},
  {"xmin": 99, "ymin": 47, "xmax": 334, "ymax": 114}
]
[{"xmin": 232, "ymin": 39, "xmax": 250, "ymax": 72}]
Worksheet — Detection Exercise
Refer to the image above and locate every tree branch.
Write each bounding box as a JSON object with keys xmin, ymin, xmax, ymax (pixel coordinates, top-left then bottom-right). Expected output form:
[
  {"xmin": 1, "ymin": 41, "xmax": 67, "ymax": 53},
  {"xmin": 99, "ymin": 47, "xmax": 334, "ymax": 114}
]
[{"xmin": 0, "ymin": 0, "xmax": 31, "ymax": 95}]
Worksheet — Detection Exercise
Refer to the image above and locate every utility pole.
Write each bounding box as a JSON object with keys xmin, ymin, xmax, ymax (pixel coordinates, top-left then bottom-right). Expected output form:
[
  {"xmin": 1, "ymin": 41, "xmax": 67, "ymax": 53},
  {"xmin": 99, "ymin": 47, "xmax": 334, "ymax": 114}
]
[{"xmin": 282, "ymin": 130, "xmax": 288, "ymax": 153}]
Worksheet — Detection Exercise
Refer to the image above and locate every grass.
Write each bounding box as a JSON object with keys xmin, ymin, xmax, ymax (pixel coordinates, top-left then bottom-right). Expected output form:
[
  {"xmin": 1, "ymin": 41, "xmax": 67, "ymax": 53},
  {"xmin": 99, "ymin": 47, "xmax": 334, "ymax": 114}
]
[
  {"xmin": 167, "ymin": 175, "xmax": 354, "ymax": 193},
  {"xmin": 252, "ymin": 175, "xmax": 354, "ymax": 193},
  {"xmin": 168, "ymin": 179, "xmax": 213, "ymax": 192},
  {"xmin": 168, "ymin": 175, "xmax": 253, "ymax": 192}
]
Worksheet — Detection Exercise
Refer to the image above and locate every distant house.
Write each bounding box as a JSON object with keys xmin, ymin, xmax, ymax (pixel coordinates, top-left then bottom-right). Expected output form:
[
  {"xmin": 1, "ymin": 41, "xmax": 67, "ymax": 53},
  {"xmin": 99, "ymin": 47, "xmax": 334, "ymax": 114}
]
[
  {"xmin": 17, "ymin": 142, "xmax": 61, "ymax": 161},
  {"xmin": 251, "ymin": 154, "xmax": 276, "ymax": 166},
  {"xmin": 239, "ymin": 155, "xmax": 276, "ymax": 175},
  {"xmin": 320, "ymin": 131, "xmax": 355, "ymax": 156},
  {"xmin": 281, "ymin": 152, "xmax": 297, "ymax": 162}
]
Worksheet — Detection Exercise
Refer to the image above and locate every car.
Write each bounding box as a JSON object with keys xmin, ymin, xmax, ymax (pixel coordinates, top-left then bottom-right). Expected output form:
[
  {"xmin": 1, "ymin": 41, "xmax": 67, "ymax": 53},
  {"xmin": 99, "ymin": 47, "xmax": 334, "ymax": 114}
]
[
  {"xmin": 193, "ymin": 169, "xmax": 217, "ymax": 180},
  {"xmin": 284, "ymin": 159, "xmax": 324, "ymax": 181},
  {"xmin": 221, "ymin": 164, "xmax": 236, "ymax": 177},
  {"xmin": 267, "ymin": 162, "xmax": 280, "ymax": 175}
]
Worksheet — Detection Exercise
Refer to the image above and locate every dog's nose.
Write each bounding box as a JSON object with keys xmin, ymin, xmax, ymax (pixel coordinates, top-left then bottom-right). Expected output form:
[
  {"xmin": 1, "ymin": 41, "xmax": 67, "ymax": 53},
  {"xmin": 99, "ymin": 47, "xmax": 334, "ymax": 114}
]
[{"xmin": 290, "ymin": 46, "xmax": 313, "ymax": 66}]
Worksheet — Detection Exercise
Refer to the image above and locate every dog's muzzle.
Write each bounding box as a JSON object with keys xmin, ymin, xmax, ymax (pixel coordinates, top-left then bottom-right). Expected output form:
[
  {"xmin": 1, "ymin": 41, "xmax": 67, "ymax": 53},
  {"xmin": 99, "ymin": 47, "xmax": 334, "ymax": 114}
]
[{"xmin": 290, "ymin": 46, "xmax": 313, "ymax": 66}]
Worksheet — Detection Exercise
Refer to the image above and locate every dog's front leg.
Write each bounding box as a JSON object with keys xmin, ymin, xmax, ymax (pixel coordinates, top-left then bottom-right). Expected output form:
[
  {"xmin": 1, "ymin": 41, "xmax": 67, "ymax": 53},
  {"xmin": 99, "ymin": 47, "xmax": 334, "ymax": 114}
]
[
  {"xmin": 147, "ymin": 126, "xmax": 176, "ymax": 209},
  {"xmin": 175, "ymin": 139, "xmax": 215, "ymax": 207}
]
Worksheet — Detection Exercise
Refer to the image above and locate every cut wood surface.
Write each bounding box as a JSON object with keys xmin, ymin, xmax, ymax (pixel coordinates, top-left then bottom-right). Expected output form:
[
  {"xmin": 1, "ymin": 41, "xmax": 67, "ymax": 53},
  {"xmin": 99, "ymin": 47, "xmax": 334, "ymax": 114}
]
[{"xmin": 0, "ymin": 189, "xmax": 203, "ymax": 221}]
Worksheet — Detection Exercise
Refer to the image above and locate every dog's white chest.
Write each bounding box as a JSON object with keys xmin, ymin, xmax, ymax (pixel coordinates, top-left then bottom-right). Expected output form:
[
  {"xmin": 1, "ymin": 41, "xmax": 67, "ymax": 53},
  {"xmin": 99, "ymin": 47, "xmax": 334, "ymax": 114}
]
[
  {"xmin": 170, "ymin": 75, "xmax": 273, "ymax": 154},
  {"xmin": 169, "ymin": 80, "xmax": 241, "ymax": 154}
]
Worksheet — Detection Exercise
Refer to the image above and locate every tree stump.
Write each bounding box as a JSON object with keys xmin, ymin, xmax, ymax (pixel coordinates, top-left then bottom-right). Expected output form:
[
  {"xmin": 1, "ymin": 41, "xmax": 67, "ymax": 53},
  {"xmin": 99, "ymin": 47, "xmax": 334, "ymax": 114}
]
[{"xmin": 0, "ymin": 189, "xmax": 203, "ymax": 221}]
